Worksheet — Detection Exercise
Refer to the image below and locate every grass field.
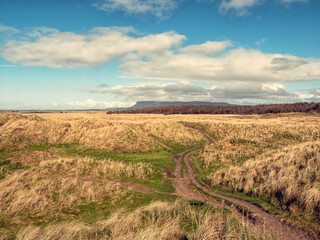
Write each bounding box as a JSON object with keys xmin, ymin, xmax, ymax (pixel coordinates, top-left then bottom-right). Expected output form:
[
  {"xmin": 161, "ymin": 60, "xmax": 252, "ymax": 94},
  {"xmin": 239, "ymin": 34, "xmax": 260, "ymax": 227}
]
[{"xmin": 0, "ymin": 111, "xmax": 319, "ymax": 239}]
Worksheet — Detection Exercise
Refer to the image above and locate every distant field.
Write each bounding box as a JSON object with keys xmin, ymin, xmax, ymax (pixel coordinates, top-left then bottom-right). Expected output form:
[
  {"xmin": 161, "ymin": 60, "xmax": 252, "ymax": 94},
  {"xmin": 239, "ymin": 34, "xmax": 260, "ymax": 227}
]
[{"xmin": 0, "ymin": 112, "xmax": 319, "ymax": 239}]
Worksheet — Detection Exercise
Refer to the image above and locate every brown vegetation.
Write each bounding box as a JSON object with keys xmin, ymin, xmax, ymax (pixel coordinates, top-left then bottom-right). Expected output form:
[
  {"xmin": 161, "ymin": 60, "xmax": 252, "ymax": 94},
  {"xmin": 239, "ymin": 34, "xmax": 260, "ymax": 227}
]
[
  {"xmin": 206, "ymin": 141, "xmax": 320, "ymax": 216},
  {"xmin": 1, "ymin": 111, "xmax": 320, "ymax": 239},
  {"xmin": 0, "ymin": 112, "xmax": 203, "ymax": 152},
  {"xmin": 15, "ymin": 200, "xmax": 259, "ymax": 240},
  {"xmin": 11, "ymin": 149, "xmax": 59, "ymax": 165},
  {"xmin": 0, "ymin": 166, "xmax": 128, "ymax": 224},
  {"xmin": 39, "ymin": 157, "xmax": 154, "ymax": 180}
]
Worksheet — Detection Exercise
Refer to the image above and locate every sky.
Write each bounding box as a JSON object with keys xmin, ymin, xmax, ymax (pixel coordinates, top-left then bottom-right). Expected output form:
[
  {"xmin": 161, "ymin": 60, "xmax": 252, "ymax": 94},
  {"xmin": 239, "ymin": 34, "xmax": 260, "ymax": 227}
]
[{"xmin": 0, "ymin": 0, "xmax": 320, "ymax": 110}]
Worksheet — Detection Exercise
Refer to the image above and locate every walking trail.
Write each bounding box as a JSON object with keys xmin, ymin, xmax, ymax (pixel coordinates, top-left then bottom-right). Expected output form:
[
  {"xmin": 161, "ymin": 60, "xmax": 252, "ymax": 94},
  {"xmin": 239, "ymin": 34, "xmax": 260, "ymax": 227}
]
[{"xmin": 171, "ymin": 127, "xmax": 314, "ymax": 240}]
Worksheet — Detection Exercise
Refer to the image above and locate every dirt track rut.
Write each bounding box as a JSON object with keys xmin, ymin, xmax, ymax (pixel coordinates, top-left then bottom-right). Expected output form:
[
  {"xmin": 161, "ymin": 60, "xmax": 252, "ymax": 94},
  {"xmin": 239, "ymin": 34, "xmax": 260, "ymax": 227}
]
[{"xmin": 171, "ymin": 127, "xmax": 314, "ymax": 240}]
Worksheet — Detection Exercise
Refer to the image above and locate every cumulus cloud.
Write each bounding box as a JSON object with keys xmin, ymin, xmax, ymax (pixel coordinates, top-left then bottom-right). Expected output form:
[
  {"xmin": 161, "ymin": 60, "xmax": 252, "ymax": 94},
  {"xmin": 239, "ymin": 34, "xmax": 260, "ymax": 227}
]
[
  {"xmin": 89, "ymin": 81, "xmax": 296, "ymax": 103},
  {"xmin": 89, "ymin": 82, "xmax": 210, "ymax": 101},
  {"xmin": 2, "ymin": 27, "xmax": 320, "ymax": 83},
  {"xmin": 180, "ymin": 40, "xmax": 233, "ymax": 56},
  {"xmin": 2, "ymin": 27, "xmax": 184, "ymax": 68},
  {"xmin": 120, "ymin": 47, "xmax": 320, "ymax": 83},
  {"xmin": 93, "ymin": 0, "xmax": 180, "ymax": 18},
  {"xmin": 295, "ymin": 88, "xmax": 320, "ymax": 102}
]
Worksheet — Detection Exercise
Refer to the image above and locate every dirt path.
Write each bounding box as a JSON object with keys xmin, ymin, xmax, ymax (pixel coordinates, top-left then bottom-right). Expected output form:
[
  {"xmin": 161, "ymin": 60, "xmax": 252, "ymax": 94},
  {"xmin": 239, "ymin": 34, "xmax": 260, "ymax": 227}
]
[{"xmin": 172, "ymin": 127, "xmax": 314, "ymax": 240}]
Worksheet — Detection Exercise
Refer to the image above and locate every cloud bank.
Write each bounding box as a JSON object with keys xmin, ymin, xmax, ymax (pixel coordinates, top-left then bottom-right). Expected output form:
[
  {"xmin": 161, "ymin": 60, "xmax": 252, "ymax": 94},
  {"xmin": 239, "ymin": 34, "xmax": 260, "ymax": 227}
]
[
  {"xmin": 89, "ymin": 81, "xmax": 298, "ymax": 103},
  {"xmin": 2, "ymin": 27, "xmax": 320, "ymax": 84},
  {"xmin": 2, "ymin": 27, "xmax": 184, "ymax": 68},
  {"xmin": 1, "ymin": 25, "xmax": 319, "ymax": 105}
]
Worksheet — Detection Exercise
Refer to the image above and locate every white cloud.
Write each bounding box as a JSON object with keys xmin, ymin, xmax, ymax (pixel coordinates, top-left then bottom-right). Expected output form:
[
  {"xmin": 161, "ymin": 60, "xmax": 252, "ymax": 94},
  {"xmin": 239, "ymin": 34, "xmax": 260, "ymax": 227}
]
[
  {"xmin": 120, "ymin": 47, "xmax": 320, "ymax": 83},
  {"xmin": 219, "ymin": 0, "xmax": 264, "ymax": 16},
  {"xmin": 261, "ymin": 83, "xmax": 284, "ymax": 91},
  {"xmin": 180, "ymin": 40, "xmax": 233, "ymax": 56},
  {"xmin": 2, "ymin": 27, "xmax": 185, "ymax": 68},
  {"xmin": 93, "ymin": 0, "xmax": 180, "ymax": 18},
  {"xmin": 68, "ymin": 99, "xmax": 133, "ymax": 109},
  {"xmin": 89, "ymin": 81, "xmax": 296, "ymax": 103},
  {"xmin": 89, "ymin": 81, "xmax": 211, "ymax": 101},
  {"xmin": 2, "ymin": 27, "xmax": 320, "ymax": 84},
  {"xmin": 295, "ymin": 88, "xmax": 320, "ymax": 102}
]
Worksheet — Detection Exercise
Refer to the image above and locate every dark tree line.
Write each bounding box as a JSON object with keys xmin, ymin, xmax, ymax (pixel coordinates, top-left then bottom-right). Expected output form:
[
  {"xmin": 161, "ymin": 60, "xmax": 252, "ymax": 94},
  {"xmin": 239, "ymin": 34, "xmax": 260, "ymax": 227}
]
[{"xmin": 107, "ymin": 102, "xmax": 320, "ymax": 115}]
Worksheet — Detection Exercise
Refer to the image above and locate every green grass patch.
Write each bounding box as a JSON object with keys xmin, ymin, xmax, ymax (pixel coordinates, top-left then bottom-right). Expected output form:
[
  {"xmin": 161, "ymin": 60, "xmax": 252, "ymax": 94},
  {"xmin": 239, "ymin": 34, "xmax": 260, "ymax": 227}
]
[
  {"xmin": 153, "ymin": 137, "xmax": 204, "ymax": 154},
  {"xmin": 70, "ymin": 191, "xmax": 178, "ymax": 224},
  {"xmin": 272, "ymin": 132, "xmax": 301, "ymax": 141},
  {"xmin": 189, "ymin": 152, "xmax": 222, "ymax": 179},
  {"xmin": 32, "ymin": 141, "xmax": 174, "ymax": 170},
  {"xmin": 25, "ymin": 142, "xmax": 177, "ymax": 193},
  {"xmin": 0, "ymin": 151, "xmax": 30, "ymax": 179}
]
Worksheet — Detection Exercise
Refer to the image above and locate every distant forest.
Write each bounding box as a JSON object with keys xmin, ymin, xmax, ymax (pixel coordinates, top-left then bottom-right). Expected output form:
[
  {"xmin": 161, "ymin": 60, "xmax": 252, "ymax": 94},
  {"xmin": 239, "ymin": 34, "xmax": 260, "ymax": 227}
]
[{"xmin": 107, "ymin": 102, "xmax": 320, "ymax": 115}]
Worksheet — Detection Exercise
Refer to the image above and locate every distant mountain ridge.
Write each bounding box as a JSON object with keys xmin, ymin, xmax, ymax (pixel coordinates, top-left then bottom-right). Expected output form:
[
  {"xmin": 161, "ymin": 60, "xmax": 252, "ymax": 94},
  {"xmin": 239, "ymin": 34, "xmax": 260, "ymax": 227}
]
[{"xmin": 129, "ymin": 101, "xmax": 233, "ymax": 109}]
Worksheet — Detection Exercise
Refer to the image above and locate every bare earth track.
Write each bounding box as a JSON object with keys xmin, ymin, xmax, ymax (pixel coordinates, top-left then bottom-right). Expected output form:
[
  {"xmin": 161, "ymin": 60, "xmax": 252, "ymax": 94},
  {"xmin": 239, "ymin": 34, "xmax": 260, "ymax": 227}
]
[{"xmin": 171, "ymin": 127, "xmax": 315, "ymax": 240}]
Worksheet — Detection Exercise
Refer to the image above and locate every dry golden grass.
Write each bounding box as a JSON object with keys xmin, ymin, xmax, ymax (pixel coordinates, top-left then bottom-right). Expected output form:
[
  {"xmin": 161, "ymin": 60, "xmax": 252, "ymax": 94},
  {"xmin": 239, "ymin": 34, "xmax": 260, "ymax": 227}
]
[
  {"xmin": 196, "ymin": 114, "xmax": 320, "ymax": 169},
  {"xmin": 181, "ymin": 113, "xmax": 320, "ymax": 232},
  {"xmin": 205, "ymin": 141, "xmax": 320, "ymax": 215},
  {"xmin": 39, "ymin": 157, "xmax": 154, "ymax": 180},
  {"xmin": 16, "ymin": 200, "xmax": 261, "ymax": 240},
  {"xmin": 2, "ymin": 112, "xmax": 320, "ymax": 239},
  {"xmin": 11, "ymin": 149, "xmax": 59, "ymax": 165},
  {"xmin": 204, "ymin": 116, "xmax": 320, "ymax": 143},
  {"xmin": 0, "ymin": 164, "xmax": 128, "ymax": 224},
  {"xmin": 201, "ymin": 140, "xmax": 260, "ymax": 168},
  {"xmin": 0, "ymin": 112, "xmax": 204, "ymax": 152}
]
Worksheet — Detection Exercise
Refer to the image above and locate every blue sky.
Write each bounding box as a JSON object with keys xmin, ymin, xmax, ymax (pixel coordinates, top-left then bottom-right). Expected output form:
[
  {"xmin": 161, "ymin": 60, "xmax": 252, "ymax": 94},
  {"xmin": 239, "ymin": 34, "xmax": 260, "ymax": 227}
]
[{"xmin": 0, "ymin": 0, "xmax": 319, "ymax": 110}]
